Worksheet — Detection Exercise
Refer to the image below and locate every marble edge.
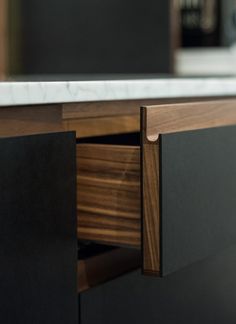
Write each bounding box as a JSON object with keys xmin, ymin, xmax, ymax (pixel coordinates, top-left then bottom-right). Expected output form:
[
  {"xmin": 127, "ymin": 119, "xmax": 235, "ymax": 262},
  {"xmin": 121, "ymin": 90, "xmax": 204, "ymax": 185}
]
[{"xmin": 1, "ymin": 78, "xmax": 236, "ymax": 106}]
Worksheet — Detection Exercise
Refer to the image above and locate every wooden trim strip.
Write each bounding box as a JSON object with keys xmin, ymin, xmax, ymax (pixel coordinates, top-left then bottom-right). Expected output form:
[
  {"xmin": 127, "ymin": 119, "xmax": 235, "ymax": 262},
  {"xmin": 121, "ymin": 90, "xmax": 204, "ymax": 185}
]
[
  {"xmin": 62, "ymin": 98, "xmax": 224, "ymax": 120},
  {"xmin": 62, "ymin": 101, "xmax": 139, "ymax": 119},
  {"xmin": 142, "ymin": 143, "xmax": 160, "ymax": 276},
  {"xmin": 0, "ymin": 105, "xmax": 63, "ymax": 137},
  {"xmin": 63, "ymin": 115, "xmax": 140, "ymax": 138},
  {"xmin": 143, "ymin": 99, "xmax": 236, "ymax": 141}
]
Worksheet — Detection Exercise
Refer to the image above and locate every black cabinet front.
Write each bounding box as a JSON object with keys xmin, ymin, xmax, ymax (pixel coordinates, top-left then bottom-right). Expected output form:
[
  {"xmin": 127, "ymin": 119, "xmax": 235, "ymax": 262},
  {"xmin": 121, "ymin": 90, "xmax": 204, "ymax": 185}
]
[
  {"xmin": 0, "ymin": 132, "xmax": 77, "ymax": 324},
  {"xmin": 80, "ymin": 244, "xmax": 236, "ymax": 324}
]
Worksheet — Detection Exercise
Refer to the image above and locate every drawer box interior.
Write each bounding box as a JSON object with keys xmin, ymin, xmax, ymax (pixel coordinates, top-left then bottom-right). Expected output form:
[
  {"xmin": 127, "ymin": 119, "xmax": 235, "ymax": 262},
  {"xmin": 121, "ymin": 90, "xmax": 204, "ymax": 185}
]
[{"xmin": 76, "ymin": 133, "xmax": 141, "ymax": 248}]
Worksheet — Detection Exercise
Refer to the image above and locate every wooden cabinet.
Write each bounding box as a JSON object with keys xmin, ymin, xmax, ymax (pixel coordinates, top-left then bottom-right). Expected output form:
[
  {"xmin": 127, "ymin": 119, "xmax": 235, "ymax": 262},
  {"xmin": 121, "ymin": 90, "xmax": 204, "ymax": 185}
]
[{"xmin": 2, "ymin": 97, "xmax": 236, "ymax": 322}]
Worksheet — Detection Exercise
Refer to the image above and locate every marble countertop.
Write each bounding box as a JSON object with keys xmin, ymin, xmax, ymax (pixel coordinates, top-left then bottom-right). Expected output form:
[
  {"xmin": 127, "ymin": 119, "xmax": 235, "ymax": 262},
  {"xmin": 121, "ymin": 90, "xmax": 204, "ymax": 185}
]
[{"xmin": 1, "ymin": 77, "xmax": 236, "ymax": 106}]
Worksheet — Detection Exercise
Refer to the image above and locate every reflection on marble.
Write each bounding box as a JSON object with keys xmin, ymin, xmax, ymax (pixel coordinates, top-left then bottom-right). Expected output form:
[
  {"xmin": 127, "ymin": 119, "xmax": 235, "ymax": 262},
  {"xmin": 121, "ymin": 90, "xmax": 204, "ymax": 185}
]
[{"xmin": 1, "ymin": 77, "xmax": 236, "ymax": 106}]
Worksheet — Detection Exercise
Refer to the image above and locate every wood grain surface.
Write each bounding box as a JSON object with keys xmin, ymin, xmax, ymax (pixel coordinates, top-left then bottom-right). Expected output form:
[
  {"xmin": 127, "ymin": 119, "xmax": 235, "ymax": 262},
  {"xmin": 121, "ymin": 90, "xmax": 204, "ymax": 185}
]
[
  {"xmin": 63, "ymin": 115, "xmax": 140, "ymax": 138},
  {"xmin": 0, "ymin": 105, "xmax": 63, "ymax": 137},
  {"xmin": 143, "ymin": 99, "xmax": 236, "ymax": 141},
  {"xmin": 76, "ymin": 144, "xmax": 141, "ymax": 247},
  {"xmin": 62, "ymin": 99, "xmax": 200, "ymax": 120},
  {"xmin": 63, "ymin": 98, "xmax": 218, "ymax": 138},
  {"xmin": 62, "ymin": 100, "xmax": 139, "ymax": 119},
  {"xmin": 63, "ymin": 100, "xmax": 140, "ymax": 137},
  {"xmin": 78, "ymin": 248, "xmax": 141, "ymax": 293},
  {"xmin": 0, "ymin": 97, "xmax": 228, "ymax": 139},
  {"xmin": 142, "ymin": 143, "xmax": 160, "ymax": 275}
]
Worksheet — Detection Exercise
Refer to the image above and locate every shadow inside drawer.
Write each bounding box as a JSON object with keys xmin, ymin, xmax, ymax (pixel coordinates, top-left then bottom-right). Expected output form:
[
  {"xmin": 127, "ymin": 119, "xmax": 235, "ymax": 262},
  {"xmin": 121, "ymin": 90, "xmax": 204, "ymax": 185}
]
[{"xmin": 77, "ymin": 132, "xmax": 140, "ymax": 146}]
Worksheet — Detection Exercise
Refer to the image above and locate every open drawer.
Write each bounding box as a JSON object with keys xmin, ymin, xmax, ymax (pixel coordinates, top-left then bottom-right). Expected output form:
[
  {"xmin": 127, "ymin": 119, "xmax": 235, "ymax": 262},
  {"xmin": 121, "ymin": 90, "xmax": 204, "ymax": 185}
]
[
  {"xmin": 77, "ymin": 143, "xmax": 141, "ymax": 248},
  {"xmin": 77, "ymin": 99, "xmax": 236, "ymax": 277}
]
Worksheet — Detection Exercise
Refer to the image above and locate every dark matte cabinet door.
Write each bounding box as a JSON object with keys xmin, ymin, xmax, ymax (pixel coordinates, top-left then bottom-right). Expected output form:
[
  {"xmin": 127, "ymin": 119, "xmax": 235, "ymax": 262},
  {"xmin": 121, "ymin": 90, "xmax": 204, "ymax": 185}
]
[
  {"xmin": 80, "ymin": 245, "xmax": 236, "ymax": 324},
  {"xmin": 142, "ymin": 100, "xmax": 236, "ymax": 276},
  {"xmin": 0, "ymin": 132, "xmax": 78, "ymax": 324},
  {"xmin": 160, "ymin": 125, "xmax": 236, "ymax": 275}
]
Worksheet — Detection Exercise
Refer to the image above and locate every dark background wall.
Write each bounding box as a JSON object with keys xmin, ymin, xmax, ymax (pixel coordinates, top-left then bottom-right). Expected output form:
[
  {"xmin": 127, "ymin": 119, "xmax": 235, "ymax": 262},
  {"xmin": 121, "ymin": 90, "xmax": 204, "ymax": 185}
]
[{"xmin": 15, "ymin": 0, "xmax": 172, "ymax": 74}]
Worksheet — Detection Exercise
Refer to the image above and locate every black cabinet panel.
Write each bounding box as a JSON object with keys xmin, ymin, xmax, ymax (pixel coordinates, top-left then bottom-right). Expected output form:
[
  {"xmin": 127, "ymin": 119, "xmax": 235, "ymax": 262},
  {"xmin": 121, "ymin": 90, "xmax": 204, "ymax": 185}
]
[
  {"xmin": 81, "ymin": 245, "xmax": 236, "ymax": 324},
  {"xmin": 160, "ymin": 125, "xmax": 236, "ymax": 275},
  {"xmin": 0, "ymin": 133, "xmax": 77, "ymax": 324}
]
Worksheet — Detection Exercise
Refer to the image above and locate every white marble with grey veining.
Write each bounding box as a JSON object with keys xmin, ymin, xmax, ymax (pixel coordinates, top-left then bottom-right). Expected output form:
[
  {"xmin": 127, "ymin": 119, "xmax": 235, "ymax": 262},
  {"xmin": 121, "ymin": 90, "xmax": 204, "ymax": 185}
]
[{"xmin": 1, "ymin": 77, "xmax": 236, "ymax": 106}]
